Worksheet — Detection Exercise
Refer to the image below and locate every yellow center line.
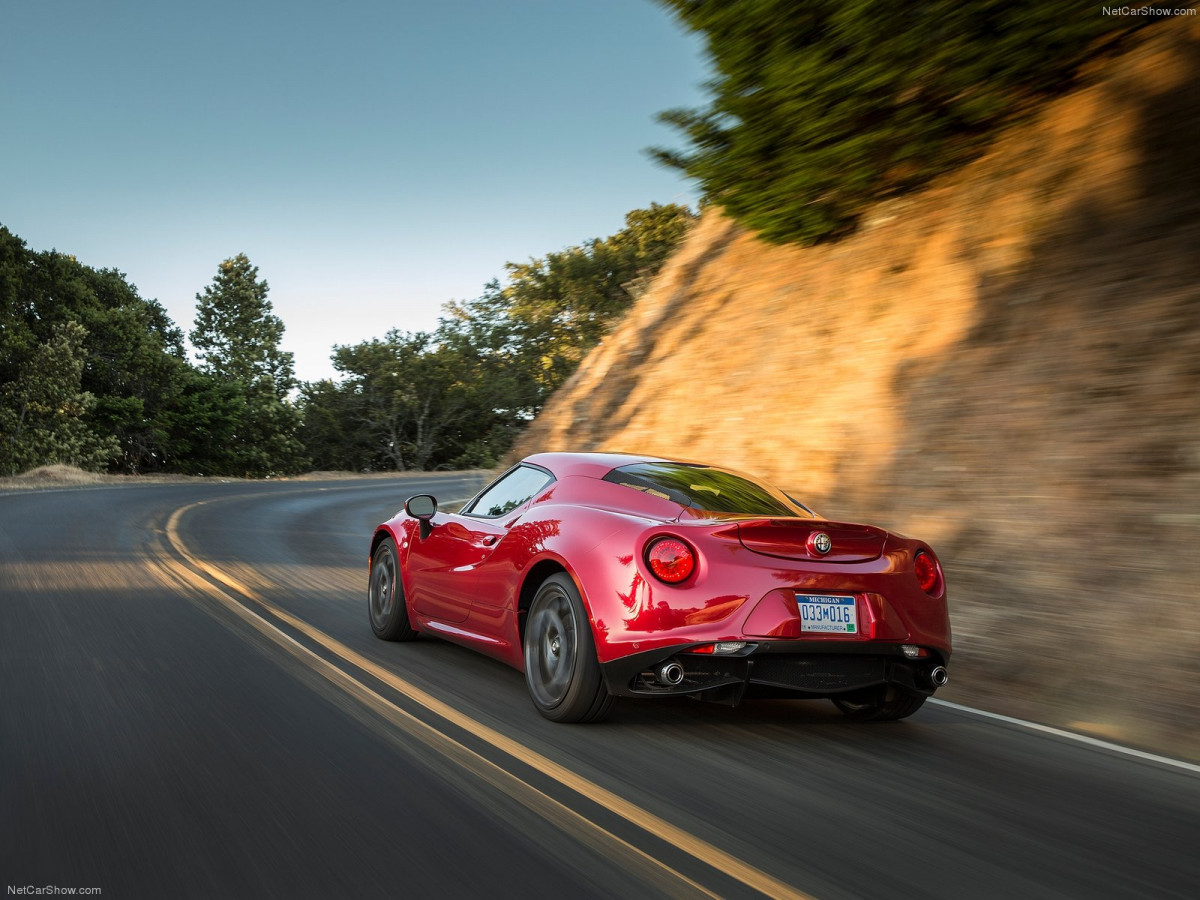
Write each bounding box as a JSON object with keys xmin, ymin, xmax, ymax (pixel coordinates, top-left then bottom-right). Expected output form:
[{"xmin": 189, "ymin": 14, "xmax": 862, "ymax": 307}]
[
  {"xmin": 148, "ymin": 552, "xmax": 715, "ymax": 900},
  {"xmin": 165, "ymin": 498, "xmax": 815, "ymax": 900}
]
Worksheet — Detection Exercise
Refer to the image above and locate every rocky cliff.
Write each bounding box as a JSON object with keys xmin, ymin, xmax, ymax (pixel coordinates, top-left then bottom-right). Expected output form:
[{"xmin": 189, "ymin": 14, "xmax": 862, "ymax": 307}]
[{"xmin": 515, "ymin": 17, "xmax": 1200, "ymax": 757}]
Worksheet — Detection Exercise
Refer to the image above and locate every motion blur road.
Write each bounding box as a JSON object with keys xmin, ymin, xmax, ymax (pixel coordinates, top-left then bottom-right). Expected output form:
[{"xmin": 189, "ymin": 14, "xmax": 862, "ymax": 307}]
[{"xmin": 2, "ymin": 475, "xmax": 1198, "ymax": 899}]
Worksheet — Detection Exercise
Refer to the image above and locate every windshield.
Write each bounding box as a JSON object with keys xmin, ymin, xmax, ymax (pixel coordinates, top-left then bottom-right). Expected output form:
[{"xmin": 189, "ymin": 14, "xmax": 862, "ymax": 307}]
[{"xmin": 602, "ymin": 462, "xmax": 813, "ymax": 518}]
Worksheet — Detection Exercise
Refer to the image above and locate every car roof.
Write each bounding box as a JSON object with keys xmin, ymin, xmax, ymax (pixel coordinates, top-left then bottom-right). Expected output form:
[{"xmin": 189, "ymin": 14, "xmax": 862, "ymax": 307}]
[{"xmin": 522, "ymin": 451, "xmax": 675, "ymax": 480}]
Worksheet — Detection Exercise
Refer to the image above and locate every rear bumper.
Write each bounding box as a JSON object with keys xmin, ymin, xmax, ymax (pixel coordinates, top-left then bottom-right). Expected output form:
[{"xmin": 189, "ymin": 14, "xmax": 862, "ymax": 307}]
[{"xmin": 600, "ymin": 640, "xmax": 948, "ymax": 704}]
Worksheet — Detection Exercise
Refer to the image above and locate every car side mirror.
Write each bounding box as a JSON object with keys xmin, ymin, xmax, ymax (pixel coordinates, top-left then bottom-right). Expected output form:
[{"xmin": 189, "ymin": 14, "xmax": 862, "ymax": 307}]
[{"xmin": 405, "ymin": 494, "xmax": 438, "ymax": 539}]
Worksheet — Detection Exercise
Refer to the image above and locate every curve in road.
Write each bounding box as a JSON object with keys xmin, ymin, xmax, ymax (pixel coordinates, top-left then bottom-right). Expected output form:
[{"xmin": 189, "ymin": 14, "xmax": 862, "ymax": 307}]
[{"xmin": 3, "ymin": 475, "xmax": 1199, "ymax": 899}]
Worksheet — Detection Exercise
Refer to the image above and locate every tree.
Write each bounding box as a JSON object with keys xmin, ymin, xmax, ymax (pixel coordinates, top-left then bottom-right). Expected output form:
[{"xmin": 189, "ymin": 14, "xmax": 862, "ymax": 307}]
[
  {"xmin": 153, "ymin": 364, "xmax": 245, "ymax": 475},
  {"xmin": 0, "ymin": 227, "xmax": 37, "ymax": 397},
  {"xmin": 297, "ymin": 203, "xmax": 695, "ymax": 472},
  {"xmin": 328, "ymin": 331, "xmax": 481, "ymax": 471},
  {"xmin": 651, "ymin": 0, "xmax": 1144, "ymax": 245},
  {"xmin": 0, "ymin": 321, "xmax": 119, "ymax": 475},
  {"xmin": 1, "ymin": 229, "xmax": 313, "ymax": 477},
  {"xmin": 0, "ymin": 225, "xmax": 194, "ymax": 474},
  {"xmin": 72, "ymin": 264, "xmax": 188, "ymax": 473},
  {"xmin": 191, "ymin": 253, "xmax": 294, "ymax": 397},
  {"xmin": 298, "ymin": 378, "xmax": 377, "ymax": 472},
  {"xmin": 189, "ymin": 254, "xmax": 307, "ymax": 475},
  {"xmin": 499, "ymin": 202, "xmax": 696, "ymax": 401},
  {"xmin": 437, "ymin": 279, "xmax": 543, "ymax": 421}
]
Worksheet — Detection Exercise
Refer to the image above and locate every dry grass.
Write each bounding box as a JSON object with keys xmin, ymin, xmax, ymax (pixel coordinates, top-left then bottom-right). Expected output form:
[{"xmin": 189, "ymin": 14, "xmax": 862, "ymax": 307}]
[
  {"xmin": 10, "ymin": 464, "xmax": 112, "ymax": 485},
  {"xmin": 515, "ymin": 17, "xmax": 1200, "ymax": 760},
  {"xmin": 0, "ymin": 465, "xmax": 229, "ymax": 490}
]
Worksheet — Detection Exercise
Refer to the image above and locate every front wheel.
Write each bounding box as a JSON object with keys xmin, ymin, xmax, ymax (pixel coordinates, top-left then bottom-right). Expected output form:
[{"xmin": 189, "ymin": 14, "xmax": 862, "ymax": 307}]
[
  {"xmin": 523, "ymin": 573, "xmax": 614, "ymax": 723},
  {"xmin": 832, "ymin": 686, "xmax": 927, "ymax": 721},
  {"xmin": 368, "ymin": 537, "xmax": 417, "ymax": 641}
]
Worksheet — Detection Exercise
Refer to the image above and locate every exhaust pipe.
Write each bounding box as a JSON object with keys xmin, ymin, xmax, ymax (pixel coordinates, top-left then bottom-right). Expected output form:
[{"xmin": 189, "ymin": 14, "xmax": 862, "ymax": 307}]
[
  {"xmin": 929, "ymin": 666, "xmax": 949, "ymax": 688},
  {"xmin": 656, "ymin": 660, "xmax": 685, "ymax": 686}
]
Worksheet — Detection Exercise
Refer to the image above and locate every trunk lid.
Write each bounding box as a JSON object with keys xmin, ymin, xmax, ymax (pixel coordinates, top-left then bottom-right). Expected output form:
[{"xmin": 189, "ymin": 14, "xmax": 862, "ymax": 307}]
[{"xmin": 735, "ymin": 519, "xmax": 886, "ymax": 563}]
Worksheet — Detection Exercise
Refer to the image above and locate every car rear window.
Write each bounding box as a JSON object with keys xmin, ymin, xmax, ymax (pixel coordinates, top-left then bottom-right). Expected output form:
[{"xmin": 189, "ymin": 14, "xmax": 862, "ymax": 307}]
[{"xmin": 602, "ymin": 462, "xmax": 812, "ymax": 518}]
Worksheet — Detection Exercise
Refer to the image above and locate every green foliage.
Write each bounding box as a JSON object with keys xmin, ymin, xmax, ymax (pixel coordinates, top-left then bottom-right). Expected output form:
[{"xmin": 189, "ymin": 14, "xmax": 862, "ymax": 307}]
[
  {"xmin": 297, "ymin": 378, "xmax": 377, "ymax": 472},
  {"xmin": 300, "ymin": 203, "xmax": 696, "ymax": 471},
  {"xmin": 230, "ymin": 379, "xmax": 308, "ymax": 477},
  {"xmin": 189, "ymin": 254, "xmax": 307, "ymax": 476},
  {"xmin": 0, "ymin": 320, "xmax": 120, "ymax": 475},
  {"xmin": 309, "ymin": 330, "xmax": 503, "ymax": 472},
  {"xmin": 190, "ymin": 253, "xmax": 294, "ymax": 396},
  {"xmin": 0, "ymin": 225, "xmax": 196, "ymax": 474},
  {"xmin": 482, "ymin": 202, "xmax": 696, "ymax": 402},
  {"xmin": 152, "ymin": 365, "xmax": 245, "ymax": 475},
  {"xmin": 652, "ymin": 0, "xmax": 1143, "ymax": 244},
  {"xmin": 3, "ymin": 200, "xmax": 693, "ymax": 477}
]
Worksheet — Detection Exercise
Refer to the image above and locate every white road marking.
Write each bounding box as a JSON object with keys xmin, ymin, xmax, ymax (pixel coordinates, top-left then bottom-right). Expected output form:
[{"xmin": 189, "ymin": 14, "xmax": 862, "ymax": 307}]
[{"xmin": 930, "ymin": 699, "xmax": 1200, "ymax": 775}]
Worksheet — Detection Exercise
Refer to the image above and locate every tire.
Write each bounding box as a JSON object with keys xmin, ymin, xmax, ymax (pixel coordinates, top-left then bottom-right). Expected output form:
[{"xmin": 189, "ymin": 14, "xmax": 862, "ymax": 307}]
[
  {"xmin": 523, "ymin": 573, "xmax": 614, "ymax": 723},
  {"xmin": 832, "ymin": 686, "xmax": 927, "ymax": 722},
  {"xmin": 368, "ymin": 537, "xmax": 417, "ymax": 641}
]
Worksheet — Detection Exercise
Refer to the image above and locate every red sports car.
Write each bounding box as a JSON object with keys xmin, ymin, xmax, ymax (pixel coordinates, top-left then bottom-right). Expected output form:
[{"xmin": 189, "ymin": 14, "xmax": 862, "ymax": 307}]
[{"xmin": 368, "ymin": 452, "xmax": 951, "ymax": 723}]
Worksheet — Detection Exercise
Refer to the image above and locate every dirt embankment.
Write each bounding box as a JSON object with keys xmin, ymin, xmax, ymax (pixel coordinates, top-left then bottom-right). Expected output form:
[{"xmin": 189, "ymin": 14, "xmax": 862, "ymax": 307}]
[{"xmin": 515, "ymin": 17, "xmax": 1200, "ymax": 758}]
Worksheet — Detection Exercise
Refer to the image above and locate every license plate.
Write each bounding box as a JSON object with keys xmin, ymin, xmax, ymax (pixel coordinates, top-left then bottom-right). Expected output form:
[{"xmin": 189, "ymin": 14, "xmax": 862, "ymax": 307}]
[{"xmin": 796, "ymin": 594, "xmax": 858, "ymax": 634}]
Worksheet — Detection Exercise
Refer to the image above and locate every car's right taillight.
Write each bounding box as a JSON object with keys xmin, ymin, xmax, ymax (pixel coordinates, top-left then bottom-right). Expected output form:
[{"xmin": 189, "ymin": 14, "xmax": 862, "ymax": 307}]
[
  {"xmin": 914, "ymin": 550, "xmax": 942, "ymax": 595},
  {"xmin": 645, "ymin": 536, "xmax": 695, "ymax": 584}
]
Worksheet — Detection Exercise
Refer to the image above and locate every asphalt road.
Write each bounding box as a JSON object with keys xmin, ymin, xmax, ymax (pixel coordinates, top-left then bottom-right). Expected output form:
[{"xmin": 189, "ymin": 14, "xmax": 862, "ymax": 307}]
[{"xmin": 2, "ymin": 475, "xmax": 1198, "ymax": 899}]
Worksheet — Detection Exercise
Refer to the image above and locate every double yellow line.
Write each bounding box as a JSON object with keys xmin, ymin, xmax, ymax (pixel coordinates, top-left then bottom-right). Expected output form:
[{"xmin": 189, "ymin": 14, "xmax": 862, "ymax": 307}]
[{"xmin": 161, "ymin": 497, "xmax": 814, "ymax": 900}]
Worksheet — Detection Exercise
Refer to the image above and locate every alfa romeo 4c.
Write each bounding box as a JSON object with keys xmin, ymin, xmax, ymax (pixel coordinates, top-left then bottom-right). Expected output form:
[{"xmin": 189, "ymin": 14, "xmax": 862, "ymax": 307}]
[{"xmin": 368, "ymin": 452, "xmax": 951, "ymax": 723}]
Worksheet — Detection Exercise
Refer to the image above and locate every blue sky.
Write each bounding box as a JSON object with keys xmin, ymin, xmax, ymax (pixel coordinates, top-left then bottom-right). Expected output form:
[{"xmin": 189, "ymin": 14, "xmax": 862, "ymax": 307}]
[{"xmin": 1, "ymin": 0, "xmax": 706, "ymax": 382}]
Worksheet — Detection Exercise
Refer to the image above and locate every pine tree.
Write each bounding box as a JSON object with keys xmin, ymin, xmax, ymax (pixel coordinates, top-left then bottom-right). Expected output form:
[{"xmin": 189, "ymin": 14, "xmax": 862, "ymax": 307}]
[
  {"xmin": 190, "ymin": 253, "xmax": 294, "ymax": 399},
  {"xmin": 189, "ymin": 254, "xmax": 307, "ymax": 475}
]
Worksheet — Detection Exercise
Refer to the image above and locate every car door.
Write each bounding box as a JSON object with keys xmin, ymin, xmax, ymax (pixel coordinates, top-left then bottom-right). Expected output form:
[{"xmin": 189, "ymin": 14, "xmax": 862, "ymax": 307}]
[
  {"xmin": 405, "ymin": 514, "xmax": 508, "ymax": 623},
  {"xmin": 406, "ymin": 465, "xmax": 553, "ymax": 623}
]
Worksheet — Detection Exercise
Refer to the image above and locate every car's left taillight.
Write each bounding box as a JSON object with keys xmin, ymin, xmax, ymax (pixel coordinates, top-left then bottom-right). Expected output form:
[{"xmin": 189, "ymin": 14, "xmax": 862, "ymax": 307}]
[
  {"xmin": 914, "ymin": 550, "xmax": 943, "ymax": 595},
  {"xmin": 645, "ymin": 536, "xmax": 695, "ymax": 584}
]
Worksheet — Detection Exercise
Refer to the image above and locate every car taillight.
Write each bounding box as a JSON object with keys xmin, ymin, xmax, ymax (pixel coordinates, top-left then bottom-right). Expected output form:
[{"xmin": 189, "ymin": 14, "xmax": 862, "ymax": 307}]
[
  {"xmin": 914, "ymin": 550, "xmax": 941, "ymax": 594},
  {"xmin": 646, "ymin": 537, "xmax": 695, "ymax": 584}
]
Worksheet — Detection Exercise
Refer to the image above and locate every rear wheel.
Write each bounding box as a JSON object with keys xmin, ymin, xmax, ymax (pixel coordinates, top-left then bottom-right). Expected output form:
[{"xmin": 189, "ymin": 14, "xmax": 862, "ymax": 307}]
[
  {"xmin": 523, "ymin": 573, "xmax": 614, "ymax": 723},
  {"xmin": 368, "ymin": 537, "xmax": 417, "ymax": 641},
  {"xmin": 832, "ymin": 686, "xmax": 926, "ymax": 721}
]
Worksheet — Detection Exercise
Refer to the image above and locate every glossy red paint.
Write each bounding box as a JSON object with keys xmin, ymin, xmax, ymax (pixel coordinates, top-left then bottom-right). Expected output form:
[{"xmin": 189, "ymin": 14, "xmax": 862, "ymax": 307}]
[{"xmin": 371, "ymin": 452, "xmax": 952, "ymax": 710}]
